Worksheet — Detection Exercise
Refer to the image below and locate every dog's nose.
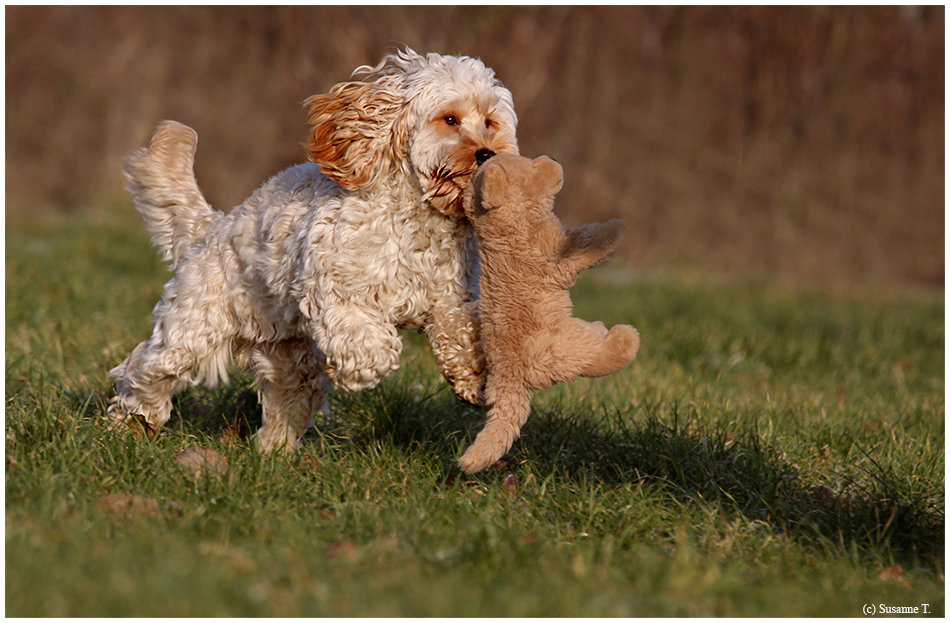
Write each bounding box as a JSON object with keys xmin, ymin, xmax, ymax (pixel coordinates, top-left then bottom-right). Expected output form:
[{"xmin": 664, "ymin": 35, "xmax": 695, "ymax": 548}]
[{"xmin": 475, "ymin": 149, "xmax": 496, "ymax": 165}]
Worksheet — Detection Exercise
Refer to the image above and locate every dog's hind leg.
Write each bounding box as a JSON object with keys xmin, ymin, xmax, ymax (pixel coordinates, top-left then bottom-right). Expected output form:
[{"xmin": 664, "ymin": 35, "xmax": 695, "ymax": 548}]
[
  {"xmin": 108, "ymin": 341, "xmax": 179, "ymax": 435},
  {"xmin": 108, "ymin": 261, "xmax": 235, "ymax": 435},
  {"xmin": 107, "ymin": 338, "xmax": 229, "ymax": 435},
  {"xmin": 250, "ymin": 339, "xmax": 332, "ymax": 453}
]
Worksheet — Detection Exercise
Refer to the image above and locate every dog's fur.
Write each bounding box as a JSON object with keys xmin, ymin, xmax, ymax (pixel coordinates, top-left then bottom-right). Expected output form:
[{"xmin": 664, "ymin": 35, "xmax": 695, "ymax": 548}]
[
  {"xmin": 458, "ymin": 154, "xmax": 640, "ymax": 473},
  {"xmin": 108, "ymin": 49, "xmax": 519, "ymax": 451}
]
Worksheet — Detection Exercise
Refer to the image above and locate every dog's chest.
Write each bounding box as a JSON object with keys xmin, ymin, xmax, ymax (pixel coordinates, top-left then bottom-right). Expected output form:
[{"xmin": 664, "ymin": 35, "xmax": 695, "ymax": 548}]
[
  {"xmin": 350, "ymin": 212, "xmax": 470, "ymax": 325},
  {"xmin": 301, "ymin": 199, "xmax": 472, "ymax": 327}
]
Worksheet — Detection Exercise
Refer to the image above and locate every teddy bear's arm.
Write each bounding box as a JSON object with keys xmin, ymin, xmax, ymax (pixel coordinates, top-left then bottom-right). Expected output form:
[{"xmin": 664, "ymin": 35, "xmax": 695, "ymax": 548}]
[{"xmin": 558, "ymin": 219, "xmax": 626, "ymax": 273}]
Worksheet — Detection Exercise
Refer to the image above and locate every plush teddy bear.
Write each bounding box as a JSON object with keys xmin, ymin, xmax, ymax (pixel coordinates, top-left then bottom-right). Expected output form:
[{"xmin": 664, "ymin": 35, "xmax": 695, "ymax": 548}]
[{"xmin": 458, "ymin": 153, "xmax": 641, "ymax": 473}]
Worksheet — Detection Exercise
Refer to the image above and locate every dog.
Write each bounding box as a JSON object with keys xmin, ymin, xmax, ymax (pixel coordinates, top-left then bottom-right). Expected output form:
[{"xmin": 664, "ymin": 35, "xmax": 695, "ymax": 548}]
[{"xmin": 107, "ymin": 48, "xmax": 519, "ymax": 451}]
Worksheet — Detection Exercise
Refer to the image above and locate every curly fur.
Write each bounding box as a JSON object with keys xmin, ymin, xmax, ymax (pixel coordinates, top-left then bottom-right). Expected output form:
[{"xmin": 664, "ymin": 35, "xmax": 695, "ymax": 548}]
[
  {"xmin": 457, "ymin": 154, "xmax": 640, "ymax": 473},
  {"xmin": 108, "ymin": 49, "xmax": 519, "ymax": 451}
]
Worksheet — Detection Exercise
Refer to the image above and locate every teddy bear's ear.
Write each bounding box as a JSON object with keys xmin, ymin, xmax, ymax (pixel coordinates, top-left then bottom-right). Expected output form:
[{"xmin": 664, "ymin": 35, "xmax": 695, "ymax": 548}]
[
  {"xmin": 476, "ymin": 162, "xmax": 508, "ymax": 210},
  {"xmin": 532, "ymin": 156, "xmax": 564, "ymax": 194}
]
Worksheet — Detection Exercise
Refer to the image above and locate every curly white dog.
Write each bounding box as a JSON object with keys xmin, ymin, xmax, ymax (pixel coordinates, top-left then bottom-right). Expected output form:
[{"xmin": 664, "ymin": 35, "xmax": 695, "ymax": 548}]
[{"xmin": 108, "ymin": 48, "xmax": 519, "ymax": 451}]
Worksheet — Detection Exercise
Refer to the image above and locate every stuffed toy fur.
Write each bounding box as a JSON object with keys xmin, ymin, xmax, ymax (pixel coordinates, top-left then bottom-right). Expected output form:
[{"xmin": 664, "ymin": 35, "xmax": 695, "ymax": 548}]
[{"xmin": 458, "ymin": 153, "xmax": 640, "ymax": 473}]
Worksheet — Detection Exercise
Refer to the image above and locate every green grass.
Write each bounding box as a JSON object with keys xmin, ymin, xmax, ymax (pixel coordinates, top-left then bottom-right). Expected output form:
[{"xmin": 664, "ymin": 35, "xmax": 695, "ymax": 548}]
[{"xmin": 6, "ymin": 212, "xmax": 945, "ymax": 616}]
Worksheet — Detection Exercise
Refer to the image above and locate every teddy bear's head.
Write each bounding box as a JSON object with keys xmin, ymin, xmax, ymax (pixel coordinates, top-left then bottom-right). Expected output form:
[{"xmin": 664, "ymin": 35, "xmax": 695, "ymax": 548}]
[{"xmin": 465, "ymin": 153, "xmax": 564, "ymax": 224}]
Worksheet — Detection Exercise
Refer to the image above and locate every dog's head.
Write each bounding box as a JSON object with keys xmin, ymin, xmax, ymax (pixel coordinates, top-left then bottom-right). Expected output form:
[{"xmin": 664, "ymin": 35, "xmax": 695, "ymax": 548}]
[{"xmin": 305, "ymin": 48, "xmax": 519, "ymax": 217}]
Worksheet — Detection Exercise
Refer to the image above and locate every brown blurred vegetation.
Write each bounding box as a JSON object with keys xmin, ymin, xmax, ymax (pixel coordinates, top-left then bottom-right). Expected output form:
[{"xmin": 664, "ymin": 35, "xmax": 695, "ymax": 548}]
[{"xmin": 6, "ymin": 6, "xmax": 944, "ymax": 289}]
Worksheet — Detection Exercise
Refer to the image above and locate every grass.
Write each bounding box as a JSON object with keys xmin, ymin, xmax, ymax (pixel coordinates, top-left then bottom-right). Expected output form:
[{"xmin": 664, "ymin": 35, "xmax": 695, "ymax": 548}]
[{"xmin": 6, "ymin": 211, "xmax": 945, "ymax": 616}]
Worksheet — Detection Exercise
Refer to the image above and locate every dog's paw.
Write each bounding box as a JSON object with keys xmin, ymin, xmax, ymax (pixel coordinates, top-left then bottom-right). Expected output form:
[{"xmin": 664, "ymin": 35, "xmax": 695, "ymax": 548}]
[
  {"xmin": 450, "ymin": 372, "xmax": 486, "ymax": 407},
  {"xmin": 105, "ymin": 397, "xmax": 158, "ymax": 439},
  {"xmin": 252, "ymin": 428, "xmax": 302, "ymax": 454}
]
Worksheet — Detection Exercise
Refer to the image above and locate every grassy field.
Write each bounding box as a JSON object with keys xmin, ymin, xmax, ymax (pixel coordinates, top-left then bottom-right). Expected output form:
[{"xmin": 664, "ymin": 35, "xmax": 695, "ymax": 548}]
[{"xmin": 5, "ymin": 211, "xmax": 945, "ymax": 617}]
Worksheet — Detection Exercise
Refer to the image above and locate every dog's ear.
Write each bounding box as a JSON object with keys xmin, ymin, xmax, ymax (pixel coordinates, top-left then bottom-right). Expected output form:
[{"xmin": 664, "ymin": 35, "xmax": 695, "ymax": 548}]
[
  {"xmin": 305, "ymin": 76, "xmax": 406, "ymax": 190},
  {"xmin": 531, "ymin": 156, "xmax": 564, "ymax": 194}
]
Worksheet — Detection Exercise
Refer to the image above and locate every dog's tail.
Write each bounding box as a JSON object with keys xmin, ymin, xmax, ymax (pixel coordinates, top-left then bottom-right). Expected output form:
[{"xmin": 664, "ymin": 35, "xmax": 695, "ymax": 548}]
[
  {"xmin": 125, "ymin": 121, "xmax": 222, "ymax": 269},
  {"xmin": 458, "ymin": 384, "xmax": 531, "ymax": 473}
]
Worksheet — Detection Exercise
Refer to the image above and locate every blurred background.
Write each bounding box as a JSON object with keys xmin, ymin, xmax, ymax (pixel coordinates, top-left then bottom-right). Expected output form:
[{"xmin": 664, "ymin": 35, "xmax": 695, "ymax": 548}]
[{"xmin": 6, "ymin": 6, "xmax": 944, "ymax": 290}]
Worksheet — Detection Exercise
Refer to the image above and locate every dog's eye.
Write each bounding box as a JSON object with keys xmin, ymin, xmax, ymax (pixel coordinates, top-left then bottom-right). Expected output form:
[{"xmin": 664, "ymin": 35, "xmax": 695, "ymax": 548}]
[
  {"xmin": 443, "ymin": 115, "xmax": 459, "ymax": 126},
  {"xmin": 484, "ymin": 119, "xmax": 493, "ymax": 129}
]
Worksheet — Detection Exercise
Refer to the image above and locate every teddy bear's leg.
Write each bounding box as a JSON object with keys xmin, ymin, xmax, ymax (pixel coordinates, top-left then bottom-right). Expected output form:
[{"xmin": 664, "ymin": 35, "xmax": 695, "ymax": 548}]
[
  {"xmin": 424, "ymin": 299, "xmax": 485, "ymax": 406},
  {"xmin": 522, "ymin": 319, "xmax": 639, "ymax": 389},
  {"xmin": 250, "ymin": 338, "xmax": 333, "ymax": 453},
  {"xmin": 458, "ymin": 383, "xmax": 531, "ymax": 473},
  {"xmin": 579, "ymin": 324, "xmax": 641, "ymax": 378}
]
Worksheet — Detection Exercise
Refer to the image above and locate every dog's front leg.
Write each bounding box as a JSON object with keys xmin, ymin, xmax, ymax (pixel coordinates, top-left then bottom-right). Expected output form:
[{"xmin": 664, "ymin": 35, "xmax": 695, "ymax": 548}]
[
  {"xmin": 306, "ymin": 300, "xmax": 403, "ymax": 392},
  {"xmin": 424, "ymin": 299, "xmax": 485, "ymax": 406}
]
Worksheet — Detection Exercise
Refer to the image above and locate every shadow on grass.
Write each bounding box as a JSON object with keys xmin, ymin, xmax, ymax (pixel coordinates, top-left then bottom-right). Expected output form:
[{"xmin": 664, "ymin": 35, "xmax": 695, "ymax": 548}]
[
  {"xmin": 63, "ymin": 377, "xmax": 943, "ymax": 571},
  {"xmin": 329, "ymin": 382, "xmax": 945, "ymax": 570}
]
